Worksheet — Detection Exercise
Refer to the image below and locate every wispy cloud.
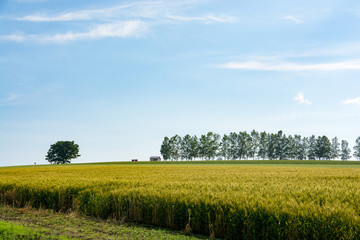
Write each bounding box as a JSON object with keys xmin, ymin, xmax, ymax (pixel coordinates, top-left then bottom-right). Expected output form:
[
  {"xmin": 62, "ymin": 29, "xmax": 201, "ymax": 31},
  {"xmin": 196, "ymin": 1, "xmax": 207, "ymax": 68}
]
[
  {"xmin": 342, "ymin": 97, "xmax": 360, "ymax": 106},
  {"xmin": 0, "ymin": 21, "xmax": 147, "ymax": 43},
  {"xmin": 3, "ymin": 1, "xmax": 236, "ymax": 43},
  {"xmin": 218, "ymin": 59, "xmax": 360, "ymax": 71},
  {"xmin": 15, "ymin": 2, "xmax": 157, "ymax": 22},
  {"xmin": 225, "ymin": 42, "xmax": 360, "ymax": 63},
  {"xmin": 293, "ymin": 92, "xmax": 311, "ymax": 105},
  {"xmin": 14, "ymin": 1, "xmax": 236, "ymax": 24},
  {"xmin": 3, "ymin": 93, "xmax": 18, "ymax": 102},
  {"xmin": 1, "ymin": 93, "xmax": 19, "ymax": 106},
  {"xmin": 165, "ymin": 14, "xmax": 236, "ymax": 23},
  {"xmin": 284, "ymin": 15, "xmax": 302, "ymax": 24},
  {"xmin": 0, "ymin": 34, "xmax": 27, "ymax": 42}
]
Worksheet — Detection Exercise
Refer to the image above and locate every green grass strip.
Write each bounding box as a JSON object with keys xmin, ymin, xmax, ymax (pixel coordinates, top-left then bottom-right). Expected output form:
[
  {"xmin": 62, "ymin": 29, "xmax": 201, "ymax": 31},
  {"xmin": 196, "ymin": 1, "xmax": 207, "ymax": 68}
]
[{"xmin": 0, "ymin": 221, "xmax": 67, "ymax": 239}]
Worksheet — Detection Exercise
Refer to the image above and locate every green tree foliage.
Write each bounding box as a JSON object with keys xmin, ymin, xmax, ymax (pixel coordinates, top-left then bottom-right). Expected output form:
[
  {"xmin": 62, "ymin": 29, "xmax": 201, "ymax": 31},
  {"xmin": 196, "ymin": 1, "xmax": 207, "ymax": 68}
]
[
  {"xmin": 169, "ymin": 135, "xmax": 181, "ymax": 161},
  {"xmin": 250, "ymin": 130, "xmax": 260, "ymax": 160},
  {"xmin": 354, "ymin": 137, "xmax": 360, "ymax": 160},
  {"xmin": 198, "ymin": 134, "xmax": 208, "ymax": 160},
  {"xmin": 45, "ymin": 141, "xmax": 80, "ymax": 164},
  {"xmin": 340, "ymin": 140, "xmax": 351, "ymax": 161},
  {"xmin": 301, "ymin": 137, "xmax": 308, "ymax": 160},
  {"xmin": 292, "ymin": 135, "xmax": 306, "ymax": 160},
  {"xmin": 267, "ymin": 133, "xmax": 277, "ymax": 160},
  {"xmin": 228, "ymin": 132, "xmax": 239, "ymax": 159},
  {"xmin": 160, "ymin": 137, "xmax": 171, "ymax": 161},
  {"xmin": 330, "ymin": 137, "xmax": 340, "ymax": 160},
  {"xmin": 274, "ymin": 131, "xmax": 289, "ymax": 160},
  {"xmin": 207, "ymin": 132, "xmax": 220, "ymax": 160},
  {"xmin": 286, "ymin": 135, "xmax": 295, "ymax": 160},
  {"xmin": 236, "ymin": 131, "xmax": 249, "ymax": 160},
  {"xmin": 315, "ymin": 136, "xmax": 331, "ymax": 160},
  {"xmin": 258, "ymin": 131, "xmax": 268, "ymax": 160},
  {"xmin": 220, "ymin": 134, "xmax": 231, "ymax": 160},
  {"xmin": 198, "ymin": 132, "xmax": 220, "ymax": 160},
  {"xmin": 160, "ymin": 131, "xmax": 354, "ymax": 161},
  {"xmin": 161, "ymin": 135, "xmax": 198, "ymax": 161},
  {"xmin": 181, "ymin": 134, "xmax": 195, "ymax": 160},
  {"xmin": 180, "ymin": 134, "xmax": 191, "ymax": 160},
  {"xmin": 188, "ymin": 135, "xmax": 199, "ymax": 160},
  {"xmin": 307, "ymin": 135, "xmax": 317, "ymax": 160}
]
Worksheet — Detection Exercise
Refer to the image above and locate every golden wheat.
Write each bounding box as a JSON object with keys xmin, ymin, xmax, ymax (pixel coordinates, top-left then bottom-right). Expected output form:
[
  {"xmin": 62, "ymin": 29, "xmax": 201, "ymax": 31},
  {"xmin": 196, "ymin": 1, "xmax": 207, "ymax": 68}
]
[{"xmin": 0, "ymin": 164, "xmax": 359, "ymax": 239}]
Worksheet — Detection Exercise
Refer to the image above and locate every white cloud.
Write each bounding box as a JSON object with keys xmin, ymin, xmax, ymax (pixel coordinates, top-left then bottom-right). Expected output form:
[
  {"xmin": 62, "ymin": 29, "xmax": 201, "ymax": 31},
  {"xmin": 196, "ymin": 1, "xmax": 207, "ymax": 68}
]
[
  {"xmin": 15, "ymin": 2, "xmax": 159, "ymax": 22},
  {"xmin": 3, "ymin": 1, "xmax": 236, "ymax": 43},
  {"xmin": 1, "ymin": 21, "xmax": 147, "ymax": 43},
  {"xmin": 3, "ymin": 93, "xmax": 18, "ymax": 102},
  {"xmin": 17, "ymin": 13, "xmax": 90, "ymax": 22},
  {"xmin": 218, "ymin": 59, "xmax": 360, "ymax": 71},
  {"xmin": 221, "ymin": 42, "xmax": 360, "ymax": 65},
  {"xmin": 342, "ymin": 97, "xmax": 360, "ymax": 106},
  {"xmin": 1, "ymin": 93, "xmax": 19, "ymax": 106},
  {"xmin": 0, "ymin": 34, "xmax": 27, "ymax": 42},
  {"xmin": 14, "ymin": 1, "xmax": 237, "ymax": 24},
  {"xmin": 293, "ymin": 92, "xmax": 311, "ymax": 105},
  {"xmin": 166, "ymin": 14, "xmax": 236, "ymax": 23},
  {"xmin": 284, "ymin": 15, "xmax": 302, "ymax": 24}
]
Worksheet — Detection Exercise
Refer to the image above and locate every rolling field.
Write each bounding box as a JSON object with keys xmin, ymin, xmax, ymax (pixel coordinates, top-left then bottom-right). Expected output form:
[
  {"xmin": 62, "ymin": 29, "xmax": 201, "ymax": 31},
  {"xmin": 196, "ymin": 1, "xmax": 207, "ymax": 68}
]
[{"xmin": 0, "ymin": 161, "xmax": 360, "ymax": 239}]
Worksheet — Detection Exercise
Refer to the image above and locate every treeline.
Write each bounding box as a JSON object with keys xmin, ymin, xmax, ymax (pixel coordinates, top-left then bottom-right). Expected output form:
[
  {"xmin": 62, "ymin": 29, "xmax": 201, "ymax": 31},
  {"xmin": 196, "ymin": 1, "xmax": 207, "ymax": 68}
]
[{"xmin": 160, "ymin": 130, "xmax": 360, "ymax": 161}]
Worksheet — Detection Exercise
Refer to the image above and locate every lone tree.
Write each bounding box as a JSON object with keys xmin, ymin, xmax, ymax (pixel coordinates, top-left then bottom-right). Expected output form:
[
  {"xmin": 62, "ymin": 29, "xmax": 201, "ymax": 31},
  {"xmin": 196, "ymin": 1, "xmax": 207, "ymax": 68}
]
[{"xmin": 46, "ymin": 141, "xmax": 80, "ymax": 164}]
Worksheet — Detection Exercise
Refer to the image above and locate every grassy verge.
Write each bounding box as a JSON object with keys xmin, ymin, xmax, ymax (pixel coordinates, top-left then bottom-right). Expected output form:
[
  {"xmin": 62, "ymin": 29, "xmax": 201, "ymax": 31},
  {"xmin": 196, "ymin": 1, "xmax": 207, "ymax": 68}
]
[
  {"xmin": 0, "ymin": 221, "xmax": 66, "ymax": 240},
  {"xmin": 0, "ymin": 205, "xmax": 207, "ymax": 240}
]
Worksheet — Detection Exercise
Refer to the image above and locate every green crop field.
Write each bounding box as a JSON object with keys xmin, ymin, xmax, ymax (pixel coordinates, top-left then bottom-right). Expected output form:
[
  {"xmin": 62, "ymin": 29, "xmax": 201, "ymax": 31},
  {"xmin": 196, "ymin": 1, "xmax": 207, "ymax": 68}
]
[{"xmin": 0, "ymin": 161, "xmax": 360, "ymax": 239}]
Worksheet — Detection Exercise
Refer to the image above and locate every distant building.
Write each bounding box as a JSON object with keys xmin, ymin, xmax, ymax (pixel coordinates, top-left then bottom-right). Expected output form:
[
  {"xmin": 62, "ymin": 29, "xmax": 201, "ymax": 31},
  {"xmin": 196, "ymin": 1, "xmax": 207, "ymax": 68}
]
[{"xmin": 150, "ymin": 156, "xmax": 161, "ymax": 161}]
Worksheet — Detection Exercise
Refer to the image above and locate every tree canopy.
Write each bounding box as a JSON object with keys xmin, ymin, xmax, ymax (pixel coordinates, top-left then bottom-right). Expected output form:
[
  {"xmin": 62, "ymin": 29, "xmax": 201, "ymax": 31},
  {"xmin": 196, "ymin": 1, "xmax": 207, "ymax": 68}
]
[
  {"xmin": 354, "ymin": 137, "xmax": 360, "ymax": 160},
  {"xmin": 160, "ymin": 131, "xmax": 358, "ymax": 161},
  {"xmin": 45, "ymin": 141, "xmax": 80, "ymax": 164}
]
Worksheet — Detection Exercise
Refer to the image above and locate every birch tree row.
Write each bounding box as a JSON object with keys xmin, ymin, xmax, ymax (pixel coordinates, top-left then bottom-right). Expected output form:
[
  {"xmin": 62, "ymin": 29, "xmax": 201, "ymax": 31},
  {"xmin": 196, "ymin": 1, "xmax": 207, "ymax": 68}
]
[{"xmin": 160, "ymin": 130, "xmax": 360, "ymax": 161}]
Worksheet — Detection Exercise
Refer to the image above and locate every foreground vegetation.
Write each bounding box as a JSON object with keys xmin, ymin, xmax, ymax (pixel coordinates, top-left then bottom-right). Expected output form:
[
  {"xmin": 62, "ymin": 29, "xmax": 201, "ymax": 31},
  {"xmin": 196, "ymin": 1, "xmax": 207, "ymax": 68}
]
[
  {"xmin": 0, "ymin": 161, "xmax": 360, "ymax": 239},
  {"xmin": 0, "ymin": 205, "xmax": 204, "ymax": 240},
  {"xmin": 0, "ymin": 221, "xmax": 59, "ymax": 240}
]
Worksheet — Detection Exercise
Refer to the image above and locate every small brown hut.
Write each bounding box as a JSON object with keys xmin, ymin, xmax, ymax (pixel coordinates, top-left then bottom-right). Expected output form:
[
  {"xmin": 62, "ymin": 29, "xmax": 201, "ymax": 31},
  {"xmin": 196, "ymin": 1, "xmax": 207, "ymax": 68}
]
[{"xmin": 150, "ymin": 156, "xmax": 161, "ymax": 161}]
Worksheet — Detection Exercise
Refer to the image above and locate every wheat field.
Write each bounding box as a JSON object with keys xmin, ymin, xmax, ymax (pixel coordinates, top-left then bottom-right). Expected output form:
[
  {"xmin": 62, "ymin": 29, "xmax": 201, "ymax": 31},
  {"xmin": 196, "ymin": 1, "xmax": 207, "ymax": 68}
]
[{"xmin": 0, "ymin": 163, "xmax": 359, "ymax": 239}]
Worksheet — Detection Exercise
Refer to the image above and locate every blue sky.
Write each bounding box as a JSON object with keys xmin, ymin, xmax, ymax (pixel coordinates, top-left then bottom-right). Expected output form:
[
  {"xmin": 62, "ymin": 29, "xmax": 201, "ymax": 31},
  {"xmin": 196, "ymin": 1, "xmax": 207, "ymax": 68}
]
[{"xmin": 1, "ymin": 0, "xmax": 360, "ymax": 166}]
